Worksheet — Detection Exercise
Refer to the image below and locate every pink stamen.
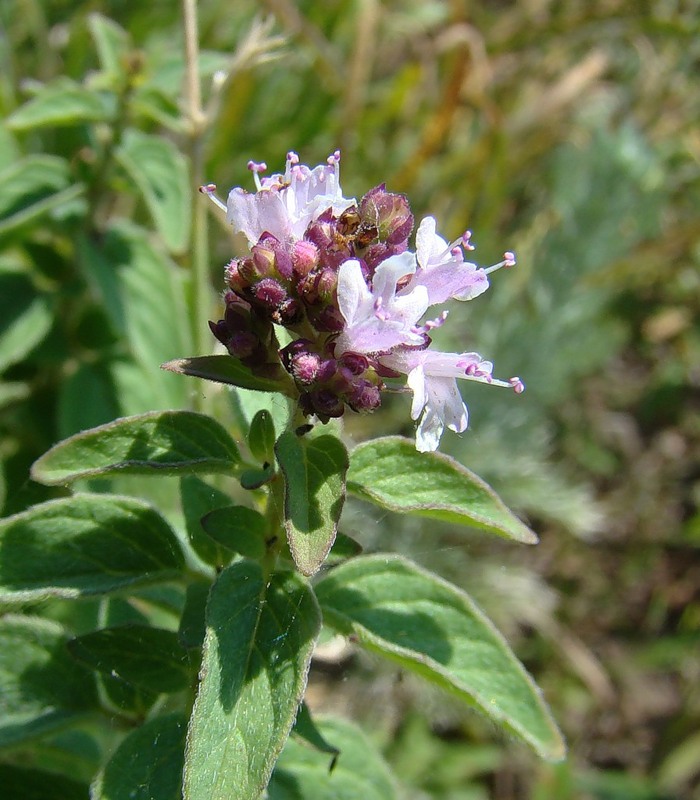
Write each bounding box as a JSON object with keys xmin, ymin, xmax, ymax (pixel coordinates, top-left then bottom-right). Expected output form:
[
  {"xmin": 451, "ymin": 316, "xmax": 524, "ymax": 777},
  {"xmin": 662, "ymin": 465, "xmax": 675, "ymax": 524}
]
[
  {"xmin": 247, "ymin": 160, "xmax": 267, "ymax": 173},
  {"xmin": 509, "ymin": 376, "xmax": 525, "ymax": 394},
  {"xmin": 198, "ymin": 183, "xmax": 227, "ymax": 212},
  {"xmin": 420, "ymin": 310, "xmax": 449, "ymax": 333},
  {"xmin": 461, "ymin": 230, "xmax": 475, "ymax": 251},
  {"xmin": 373, "ymin": 297, "xmax": 389, "ymax": 321}
]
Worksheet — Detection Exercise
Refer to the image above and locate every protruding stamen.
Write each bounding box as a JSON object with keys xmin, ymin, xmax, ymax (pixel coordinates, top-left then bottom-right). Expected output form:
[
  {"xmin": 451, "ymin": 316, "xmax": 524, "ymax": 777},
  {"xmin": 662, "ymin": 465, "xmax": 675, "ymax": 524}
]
[
  {"xmin": 247, "ymin": 160, "xmax": 267, "ymax": 191},
  {"xmin": 461, "ymin": 230, "xmax": 475, "ymax": 251},
  {"xmin": 485, "ymin": 251, "xmax": 516, "ymax": 275},
  {"xmin": 286, "ymin": 151, "xmax": 300, "ymax": 165},
  {"xmin": 460, "ymin": 360, "xmax": 494, "ymax": 382},
  {"xmin": 413, "ymin": 310, "xmax": 448, "ymax": 335},
  {"xmin": 199, "ymin": 183, "xmax": 227, "ymax": 212},
  {"xmin": 509, "ymin": 376, "xmax": 525, "ymax": 394}
]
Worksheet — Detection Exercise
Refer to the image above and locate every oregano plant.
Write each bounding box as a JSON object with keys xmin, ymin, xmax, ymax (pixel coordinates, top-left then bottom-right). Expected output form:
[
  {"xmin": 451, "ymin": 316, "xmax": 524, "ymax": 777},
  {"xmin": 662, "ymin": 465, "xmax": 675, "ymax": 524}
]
[{"xmin": 0, "ymin": 6, "xmax": 565, "ymax": 799}]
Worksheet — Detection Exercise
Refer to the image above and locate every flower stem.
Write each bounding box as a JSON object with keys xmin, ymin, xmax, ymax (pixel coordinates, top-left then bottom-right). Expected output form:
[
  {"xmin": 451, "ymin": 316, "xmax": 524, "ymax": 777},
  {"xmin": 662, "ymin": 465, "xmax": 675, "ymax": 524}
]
[{"xmin": 182, "ymin": 0, "xmax": 211, "ymax": 411}]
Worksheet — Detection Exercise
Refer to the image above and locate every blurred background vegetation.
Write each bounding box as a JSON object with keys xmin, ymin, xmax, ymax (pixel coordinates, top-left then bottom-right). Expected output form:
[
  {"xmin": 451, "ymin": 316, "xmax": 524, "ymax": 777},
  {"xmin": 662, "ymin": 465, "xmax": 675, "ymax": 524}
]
[{"xmin": 1, "ymin": 0, "xmax": 698, "ymax": 798}]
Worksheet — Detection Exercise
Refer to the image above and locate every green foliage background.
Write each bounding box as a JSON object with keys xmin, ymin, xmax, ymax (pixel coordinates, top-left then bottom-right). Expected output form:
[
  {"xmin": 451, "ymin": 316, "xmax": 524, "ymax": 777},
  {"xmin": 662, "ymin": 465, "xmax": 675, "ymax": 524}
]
[{"xmin": 1, "ymin": 0, "xmax": 698, "ymax": 798}]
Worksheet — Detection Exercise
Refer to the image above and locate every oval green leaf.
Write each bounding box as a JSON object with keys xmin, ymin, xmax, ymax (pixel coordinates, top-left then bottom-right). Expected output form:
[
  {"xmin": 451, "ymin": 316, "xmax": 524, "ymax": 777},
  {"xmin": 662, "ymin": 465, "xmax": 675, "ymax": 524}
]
[
  {"xmin": 347, "ymin": 437, "xmax": 537, "ymax": 543},
  {"xmin": 275, "ymin": 431, "xmax": 349, "ymax": 577},
  {"xmin": 67, "ymin": 626, "xmax": 192, "ymax": 694},
  {"xmin": 0, "ymin": 494, "xmax": 185, "ymax": 604},
  {"xmin": 92, "ymin": 713, "xmax": 187, "ymax": 800},
  {"xmin": 200, "ymin": 505, "xmax": 267, "ymax": 560},
  {"xmin": 269, "ymin": 716, "xmax": 398, "ymax": 800},
  {"xmin": 31, "ymin": 410, "xmax": 240, "ymax": 485},
  {"xmin": 0, "ymin": 615, "xmax": 97, "ymax": 747},
  {"xmin": 180, "ymin": 476, "xmax": 235, "ymax": 567},
  {"xmin": 315, "ymin": 555, "xmax": 566, "ymax": 761},
  {"xmin": 183, "ymin": 562, "xmax": 321, "ymax": 800},
  {"xmin": 248, "ymin": 409, "xmax": 276, "ymax": 464}
]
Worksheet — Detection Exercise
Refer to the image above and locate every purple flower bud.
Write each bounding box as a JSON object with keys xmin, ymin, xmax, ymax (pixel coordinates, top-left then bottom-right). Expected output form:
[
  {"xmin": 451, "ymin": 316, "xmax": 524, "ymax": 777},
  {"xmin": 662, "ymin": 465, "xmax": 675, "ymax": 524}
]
[
  {"xmin": 293, "ymin": 240, "xmax": 319, "ymax": 276},
  {"xmin": 251, "ymin": 243, "xmax": 276, "ymax": 277},
  {"xmin": 225, "ymin": 260, "xmax": 245, "ymax": 292},
  {"xmin": 252, "ymin": 278, "xmax": 288, "ymax": 308},
  {"xmin": 359, "ymin": 185, "xmax": 414, "ymax": 247},
  {"xmin": 348, "ymin": 381, "xmax": 381, "ymax": 412},
  {"xmin": 227, "ymin": 330, "xmax": 258, "ymax": 358},
  {"xmin": 338, "ymin": 352, "xmax": 369, "ymax": 375}
]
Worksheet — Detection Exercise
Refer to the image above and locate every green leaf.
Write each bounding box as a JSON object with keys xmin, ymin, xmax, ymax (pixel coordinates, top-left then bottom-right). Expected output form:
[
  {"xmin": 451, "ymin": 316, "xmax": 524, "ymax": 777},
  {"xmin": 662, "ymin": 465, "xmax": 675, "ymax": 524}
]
[
  {"xmin": 181, "ymin": 476, "xmax": 235, "ymax": 567},
  {"xmin": 326, "ymin": 531, "xmax": 363, "ymax": 564},
  {"xmin": 0, "ymin": 272, "xmax": 52, "ymax": 373},
  {"xmin": 240, "ymin": 464, "xmax": 275, "ymax": 490},
  {"xmin": 347, "ymin": 437, "xmax": 537, "ymax": 544},
  {"xmin": 162, "ymin": 355, "xmax": 295, "ymax": 395},
  {"xmin": 88, "ymin": 13, "xmax": 132, "ymax": 78},
  {"xmin": 31, "ymin": 410, "xmax": 240, "ymax": 485},
  {"xmin": 0, "ymin": 494, "xmax": 184, "ymax": 604},
  {"xmin": 200, "ymin": 505, "xmax": 267, "ymax": 559},
  {"xmin": 0, "ymin": 381, "xmax": 30, "ymax": 409},
  {"xmin": 269, "ymin": 716, "xmax": 398, "ymax": 800},
  {"xmin": 178, "ymin": 579, "xmax": 211, "ymax": 649},
  {"xmin": 275, "ymin": 432, "xmax": 349, "ymax": 577},
  {"xmin": 183, "ymin": 562, "xmax": 321, "ymax": 800},
  {"xmin": 67, "ymin": 626, "xmax": 192, "ymax": 694},
  {"xmin": 57, "ymin": 361, "xmax": 120, "ymax": 438},
  {"xmin": 0, "ymin": 764, "xmax": 88, "ymax": 800},
  {"xmin": 0, "ymin": 155, "xmax": 83, "ymax": 238},
  {"xmin": 7, "ymin": 79, "xmax": 109, "ymax": 130},
  {"xmin": 291, "ymin": 703, "xmax": 339, "ymax": 767},
  {"xmin": 76, "ymin": 222, "xmax": 192, "ymax": 412},
  {"xmin": 0, "ymin": 615, "xmax": 97, "ymax": 747},
  {"xmin": 248, "ymin": 409, "xmax": 276, "ymax": 464},
  {"xmin": 92, "ymin": 714, "xmax": 186, "ymax": 800},
  {"xmin": 315, "ymin": 555, "xmax": 565, "ymax": 761},
  {"xmin": 116, "ymin": 129, "xmax": 190, "ymax": 253}
]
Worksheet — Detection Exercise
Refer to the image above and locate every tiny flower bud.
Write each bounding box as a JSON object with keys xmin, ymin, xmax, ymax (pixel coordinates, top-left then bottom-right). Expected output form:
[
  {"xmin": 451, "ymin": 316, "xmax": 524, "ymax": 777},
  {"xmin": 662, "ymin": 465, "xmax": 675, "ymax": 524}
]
[
  {"xmin": 253, "ymin": 278, "xmax": 288, "ymax": 308},
  {"xmin": 293, "ymin": 240, "xmax": 319, "ymax": 276}
]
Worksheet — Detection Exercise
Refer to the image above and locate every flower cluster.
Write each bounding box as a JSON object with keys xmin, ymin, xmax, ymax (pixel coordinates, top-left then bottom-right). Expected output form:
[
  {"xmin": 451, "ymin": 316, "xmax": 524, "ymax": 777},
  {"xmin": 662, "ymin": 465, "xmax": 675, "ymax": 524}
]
[{"xmin": 203, "ymin": 151, "xmax": 523, "ymax": 452}]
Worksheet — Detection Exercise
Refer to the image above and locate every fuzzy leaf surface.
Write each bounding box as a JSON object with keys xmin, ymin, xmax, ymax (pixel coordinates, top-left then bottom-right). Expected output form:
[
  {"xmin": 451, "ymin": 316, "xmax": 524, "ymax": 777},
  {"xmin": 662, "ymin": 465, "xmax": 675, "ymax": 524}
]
[
  {"xmin": 0, "ymin": 494, "xmax": 184, "ymax": 603},
  {"xmin": 31, "ymin": 411, "xmax": 240, "ymax": 485},
  {"xmin": 275, "ymin": 432, "xmax": 349, "ymax": 576},
  {"xmin": 269, "ymin": 716, "xmax": 397, "ymax": 799},
  {"xmin": 92, "ymin": 713, "xmax": 187, "ymax": 800},
  {"xmin": 315, "ymin": 555, "xmax": 565, "ymax": 761},
  {"xmin": 162, "ymin": 355, "xmax": 294, "ymax": 394},
  {"xmin": 0, "ymin": 615, "xmax": 97, "ymax": 747},
  {"xmin": 183, "ymin": 562, "xmax": 321, "ymax": 800},
  {"xmin": 347, "ymin": 437, "xmax": 537, "ymax": 543}
]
